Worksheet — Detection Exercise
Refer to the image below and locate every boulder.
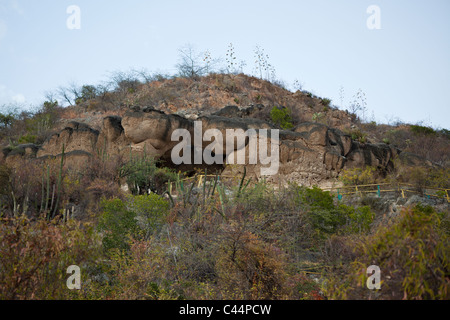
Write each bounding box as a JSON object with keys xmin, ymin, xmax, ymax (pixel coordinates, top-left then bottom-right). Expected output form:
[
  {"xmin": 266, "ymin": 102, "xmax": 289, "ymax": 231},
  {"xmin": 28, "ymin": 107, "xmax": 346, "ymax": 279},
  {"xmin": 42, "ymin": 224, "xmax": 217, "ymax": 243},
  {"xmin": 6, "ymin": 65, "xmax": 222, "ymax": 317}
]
[
  {"xmin": 37, "ymin": 122, "xmax": 99, "ymax": 157},
  {"xmin": 2, "ymin": 106, "xmax": 404, "ymax": 187}
]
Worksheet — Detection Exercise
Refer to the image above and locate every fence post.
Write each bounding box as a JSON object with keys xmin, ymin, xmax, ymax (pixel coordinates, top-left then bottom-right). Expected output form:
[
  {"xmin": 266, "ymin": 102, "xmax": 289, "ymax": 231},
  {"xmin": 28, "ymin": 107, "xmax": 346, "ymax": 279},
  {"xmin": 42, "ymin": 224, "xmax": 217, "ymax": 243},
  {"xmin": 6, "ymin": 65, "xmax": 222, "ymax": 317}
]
[{"xmin": 377, "ymin": 185, "xmax": 381, "ymax": 198}]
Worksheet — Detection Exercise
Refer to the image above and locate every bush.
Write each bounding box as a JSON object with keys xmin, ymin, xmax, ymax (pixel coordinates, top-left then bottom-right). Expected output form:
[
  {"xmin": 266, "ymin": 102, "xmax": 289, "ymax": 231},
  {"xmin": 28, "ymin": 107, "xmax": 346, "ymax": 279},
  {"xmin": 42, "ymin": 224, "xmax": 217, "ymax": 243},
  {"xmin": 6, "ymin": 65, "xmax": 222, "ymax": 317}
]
[
  {"xmin": 119, "ymin": 156, "xmax": 178, "ymax": 195},
  {"xmin": 98, "ymin": 194, "xmax": 169, "ymax": 252},
  {"xmin": 410, "ymin": 125, "xmax": 436, "ymax": 136},
  {"xmin": 0, "ymin": 112, "xmax": 16, "ymax": 129},
  {"xmin": 320, "ymin": 98, "xmax": 332, "ymax": 108},
  {"xmin": 312, "ymin": 112, "xmax": 325, "ymax": 124},
  {"xmin": 325, "ymin": 205, "xmax": 450, "ymax": 300},
  {"xmin": 127, "ymin": 194, "xmax": 169, "ymax": 238},
  {"xmin": 98, "ymin": 198, "xmax": 141, "ymax": 252},
  {"xmin": 0, "ymin": 217, "xmax": 101, "ymax": 299},
  {"xmin": 270, "ymin": 106, "xmax": 294, "ymax": 130},
  {"xmin": 348, "ymin": 128, "xmax": 367, "ymax": 143},
  {"xmin": 295, "ymin": 186, "xmax": 374, "ymax": 236},
  {"xmin": 339, "ymin": 166, "xmax": 377, "ymax": 186},
  {"xmin": 396, "ymin": 165, "xmax": 450, "ymax": 191},
  {"xmin": 18, "ymin": 134, "xmax": 37, "ymax": 144},
  {"xmin": 215, "ymin": 229, "xmax": 288, "ymax": 299}
]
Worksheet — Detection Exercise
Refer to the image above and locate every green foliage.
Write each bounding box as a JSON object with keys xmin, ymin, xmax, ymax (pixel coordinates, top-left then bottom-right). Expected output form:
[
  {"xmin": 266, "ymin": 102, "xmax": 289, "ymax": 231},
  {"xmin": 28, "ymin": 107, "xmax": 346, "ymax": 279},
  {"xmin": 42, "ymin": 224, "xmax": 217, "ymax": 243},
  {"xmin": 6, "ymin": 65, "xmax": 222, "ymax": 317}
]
[
  {"xmin": 347, "ymin": 128, "xmax": 367, "ymax": 143},
  {"xmin": 438, "ymin": 128, "xmax": 450, "ymax": 139},
  {"xmin": 312, "ymin": 112, "xmax": 325, "ymax": 123},
  {"xmin": 0, "ymin": 112, "xmax": 16, "ymax": 128},
  {"xmin": 325, "ymin": 205, "xmax": 450, "ymax": 300},
  {"xmin": 339, "ymin": 166, "xmax": 377, "ymax": 186},
  {"xmin": 98, "ymin": 194, "xmax": 169, "ymax": 252},
  {"xmin": 320, "ymin": 98, "xmax": 332, "ymax": 108},
  {"xmin": 270, "ymin": 106, "xmax": 294, "ymax": 130},
  {"xmin": 304, "ymin": 91, "xmax": 314, "ymax": 98},
  {"xmin": 340, "ymin": 204, "xmax": 374, "ymax": 234},
  {"xmin": 295, "ymin": 186, "xmax": 374, "ymax": 236},
  {"xmin": 119, "ymin": 155, "xmax": 178, "ymax": 195},
  {"xmin": 18, "ymin": 134, "xmax": 37, "ymax": 144},
  {"xmin": 397, "ymin": 166, "xmax": 450, "ymax": 190},
  {"xmin": 127, "ymin": 194, "xmax": 169, "ymax": 237},
  {"xmin": 98, "ymin": 198, "xmax": 141, "ymax": 252},
  {"xmin": 410, "ymin": 124, "xmax": 436, "ymax": 136}
]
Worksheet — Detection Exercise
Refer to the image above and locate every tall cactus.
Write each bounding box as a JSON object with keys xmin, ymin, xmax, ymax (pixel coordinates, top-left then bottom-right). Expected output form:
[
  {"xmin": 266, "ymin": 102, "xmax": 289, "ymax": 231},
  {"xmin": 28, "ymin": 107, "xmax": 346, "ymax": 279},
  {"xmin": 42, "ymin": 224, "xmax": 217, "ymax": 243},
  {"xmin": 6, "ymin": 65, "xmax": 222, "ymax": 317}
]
[{"xmin": 51, "ymin": 143, "xmax": 65, "ymax": 219}]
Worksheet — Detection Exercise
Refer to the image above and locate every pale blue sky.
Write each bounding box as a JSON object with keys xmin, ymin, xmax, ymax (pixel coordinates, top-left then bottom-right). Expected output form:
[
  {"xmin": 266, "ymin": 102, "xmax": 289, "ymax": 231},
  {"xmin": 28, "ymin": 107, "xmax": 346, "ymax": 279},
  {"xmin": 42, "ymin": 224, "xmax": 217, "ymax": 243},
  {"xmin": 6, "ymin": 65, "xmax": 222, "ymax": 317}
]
[{"xmin": 0, "ymin": 0, "xmax": 449, "ymax": 129}]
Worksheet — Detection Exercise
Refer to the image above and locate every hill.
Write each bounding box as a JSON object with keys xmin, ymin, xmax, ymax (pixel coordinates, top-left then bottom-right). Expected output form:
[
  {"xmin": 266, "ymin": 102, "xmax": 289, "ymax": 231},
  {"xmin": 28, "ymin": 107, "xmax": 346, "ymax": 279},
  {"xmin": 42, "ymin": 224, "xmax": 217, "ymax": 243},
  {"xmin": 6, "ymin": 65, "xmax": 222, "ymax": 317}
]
[{"xmin": 0, "ymin": 72, "xmax": 449, "ymax": 301}]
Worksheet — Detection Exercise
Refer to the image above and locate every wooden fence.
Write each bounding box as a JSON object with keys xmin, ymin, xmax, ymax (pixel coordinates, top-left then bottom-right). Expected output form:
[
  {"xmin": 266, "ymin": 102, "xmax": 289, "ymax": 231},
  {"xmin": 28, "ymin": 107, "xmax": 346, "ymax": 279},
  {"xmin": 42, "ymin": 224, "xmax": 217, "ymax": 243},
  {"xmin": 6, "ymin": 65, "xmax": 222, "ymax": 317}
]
[{"xmin": 168, "ymin": 173, "xmax": 450, "ymax": 203}]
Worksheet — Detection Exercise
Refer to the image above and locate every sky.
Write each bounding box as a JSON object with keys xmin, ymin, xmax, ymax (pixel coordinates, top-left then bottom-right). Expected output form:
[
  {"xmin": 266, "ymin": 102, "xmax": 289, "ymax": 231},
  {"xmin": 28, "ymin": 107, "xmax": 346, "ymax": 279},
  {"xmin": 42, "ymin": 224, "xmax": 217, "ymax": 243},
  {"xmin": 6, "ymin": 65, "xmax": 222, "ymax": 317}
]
[{"xmin": 0, "ymin": 0, "xmax": 449, "ymax": 129}]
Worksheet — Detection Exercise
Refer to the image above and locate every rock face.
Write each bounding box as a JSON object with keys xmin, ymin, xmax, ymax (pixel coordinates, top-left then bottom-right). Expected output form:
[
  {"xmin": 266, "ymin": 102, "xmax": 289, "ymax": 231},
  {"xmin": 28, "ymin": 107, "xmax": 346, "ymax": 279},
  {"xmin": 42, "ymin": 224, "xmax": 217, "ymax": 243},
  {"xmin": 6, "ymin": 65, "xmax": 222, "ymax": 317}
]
[{"xmin": 2, "ymin": 106, "xmax": 400, "ymax": 187}]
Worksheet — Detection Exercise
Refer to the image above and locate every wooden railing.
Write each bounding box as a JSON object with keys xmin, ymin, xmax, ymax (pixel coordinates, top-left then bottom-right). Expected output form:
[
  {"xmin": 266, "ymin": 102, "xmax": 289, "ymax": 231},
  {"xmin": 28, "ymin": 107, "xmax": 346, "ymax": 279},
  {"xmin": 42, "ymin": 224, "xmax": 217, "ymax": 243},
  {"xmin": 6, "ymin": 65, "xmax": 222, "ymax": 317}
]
[
  {"xmin": 322, "ymin": 183, "xmax": 450, "ymax": 203},
  {"xmin": 167, "ymin": 173, "xmax": 450, "ymax": 203}
]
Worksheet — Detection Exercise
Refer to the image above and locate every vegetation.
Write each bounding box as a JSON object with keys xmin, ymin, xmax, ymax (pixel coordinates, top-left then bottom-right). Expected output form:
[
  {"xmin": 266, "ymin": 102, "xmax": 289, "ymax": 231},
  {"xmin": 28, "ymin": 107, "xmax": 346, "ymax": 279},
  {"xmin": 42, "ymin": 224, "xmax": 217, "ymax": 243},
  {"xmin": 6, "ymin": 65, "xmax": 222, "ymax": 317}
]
[
  {"xmin": 270, "ymin": 106, "xmax": 294, "ymax": 130},
  {"xmin": 0, "ymin": 47, "xmax": 448, "ymax": 301},
  {"xmin": 325, "ymin": 204, "xmax": 449, "ymax": 300},
  {"xmin": 339, "ymin": 166, "xmax": 377, "ymax": 186},
  {"xmin": 1, "ymin": 165, "xmax": 447, "ymax": 300}
]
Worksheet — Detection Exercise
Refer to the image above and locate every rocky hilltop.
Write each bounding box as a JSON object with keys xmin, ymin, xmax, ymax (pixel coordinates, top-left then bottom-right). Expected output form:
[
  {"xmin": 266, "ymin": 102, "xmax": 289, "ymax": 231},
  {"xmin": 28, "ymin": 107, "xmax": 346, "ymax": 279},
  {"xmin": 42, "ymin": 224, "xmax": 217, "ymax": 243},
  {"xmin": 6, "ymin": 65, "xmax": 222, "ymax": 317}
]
[
  {"xmin": 3, "ymin": 104, "xmax": 400, "ymax": 188},
  {"xmin": 3, "ymin": 73, "xmax": 443, "ymax": 188}
]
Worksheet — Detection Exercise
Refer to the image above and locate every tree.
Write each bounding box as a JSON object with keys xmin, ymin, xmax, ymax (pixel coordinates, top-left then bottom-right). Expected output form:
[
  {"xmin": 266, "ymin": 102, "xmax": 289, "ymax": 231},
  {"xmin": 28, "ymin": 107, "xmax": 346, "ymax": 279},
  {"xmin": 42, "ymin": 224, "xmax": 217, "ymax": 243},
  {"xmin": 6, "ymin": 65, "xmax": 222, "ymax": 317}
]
[
  {"xmin": 0, "ymin": 111, "xmax": 15, "ymax": 129},
  {"xmin": 80, "ymin": 85, "xmax": 98, "ymax": 102},
  {"xmin": 176, "ymin": 45, "xmax": 208, "ymax": 79},
  {"xmin": 57, "ymin": 82, "xmax": 82, "ymax": 106}
]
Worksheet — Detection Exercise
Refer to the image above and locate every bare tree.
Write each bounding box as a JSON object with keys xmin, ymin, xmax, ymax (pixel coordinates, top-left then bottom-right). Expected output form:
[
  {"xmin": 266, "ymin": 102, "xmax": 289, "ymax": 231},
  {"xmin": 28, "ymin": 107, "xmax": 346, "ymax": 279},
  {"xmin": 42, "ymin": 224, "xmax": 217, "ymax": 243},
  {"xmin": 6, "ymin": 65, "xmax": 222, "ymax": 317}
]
[
  {"xmin": 57, "ymin": 82, "xmax": 82, "ymax": 106},
  {"xmin": 176, "ymin": 45, "xmax": 208, "ymax": 79}
]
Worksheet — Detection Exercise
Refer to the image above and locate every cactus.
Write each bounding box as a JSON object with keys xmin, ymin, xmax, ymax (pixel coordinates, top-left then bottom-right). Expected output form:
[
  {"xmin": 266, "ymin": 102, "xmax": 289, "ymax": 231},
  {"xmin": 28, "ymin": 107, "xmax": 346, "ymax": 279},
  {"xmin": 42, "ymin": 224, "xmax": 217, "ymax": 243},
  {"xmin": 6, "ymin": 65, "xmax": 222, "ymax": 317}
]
[
  {"xmin": 202, "ymin": 169, "xmax": 207, "ymax": 206},
  {"xmin": 210, "ymin": 174, "xmax": 218, "ymax": 196},
  {"xmin": 51, "ymin": 143, "xmax": 64, "ymax": 219},
  {"xmin": 215, "ymin": 182, "xmax": 226, "ymax": 219},
  {"xmin": 236, "ymin": 167, "xmax": 251, "ymax": 198}
]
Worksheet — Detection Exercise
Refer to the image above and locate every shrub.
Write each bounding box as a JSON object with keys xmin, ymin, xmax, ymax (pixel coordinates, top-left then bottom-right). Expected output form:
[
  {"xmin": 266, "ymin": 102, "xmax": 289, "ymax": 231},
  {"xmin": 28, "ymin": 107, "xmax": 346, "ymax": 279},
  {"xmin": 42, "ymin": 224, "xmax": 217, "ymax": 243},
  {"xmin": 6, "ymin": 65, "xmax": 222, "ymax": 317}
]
[
  {"xmin": 295, "ymin": 186, "xmax": 374, "ymax": 236},
  {"xmin": 0, "ymin": 217, "xmax": 101, "ymax": 299},
  {"xmin": 348, "ymin": 128, "xmax": 367, "ymax": 143},
  {"xmin": 339, "ymin": 166, "xmax": 377, "ymax": 186},
  {"xmin": 0, "ymin": 112, "xmax": 16, "ymax": 129},
  {"xmin": 98, "ymin": 194, "xmax": 170, "ymax": 252},
  {"xmin": 119, "ymin": 155, "xmax": 178, "ymax": 195},
  {"xmin": 396, "ymin": 165, "xmax": 450, "ymax": 191},
  {"xmin": 321, "ymin": 98, "xmax": 332, "ymax": 108},
  {"xmin": 325, "ymin": 205, "xmax": 450, "ymax": 300},
  {"xmin": 339, "ymin": 204, "xmax": 374, "ymax": 234},
  {"xmin": 410, "ymin": 124, "xmax": 436, "ymax": 136},
  {"xmin": 215, "ymin": 229, "xmax": 288, "ymax": 299},
  {"xmin": 127, "ymin": 194, "xmax": 169, "ymax": 238},
  {"xmin": 270, "ymin": 106, "xmax": 294, "ymax": 130},
  {"xmin": 312, "ymin": 112, "xmax": 325, "ymax": 124},
  {"xmin": 18, "ymin": 134, "xmax": 37, "ymax": 144},
  {"xmin": 98, "ymin": 198, "xmax": 141, "ymax": 252}
]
